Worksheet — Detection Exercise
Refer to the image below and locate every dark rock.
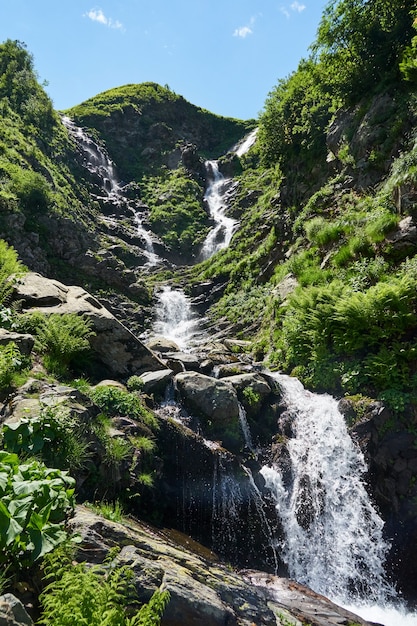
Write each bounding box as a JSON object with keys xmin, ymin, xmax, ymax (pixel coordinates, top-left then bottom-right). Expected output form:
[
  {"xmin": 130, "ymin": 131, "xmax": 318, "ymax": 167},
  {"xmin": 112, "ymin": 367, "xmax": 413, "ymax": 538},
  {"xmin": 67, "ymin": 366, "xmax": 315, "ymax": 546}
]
[{"xmin": 0, "ymin": 330, "xmax": 34, "ymax": 356}]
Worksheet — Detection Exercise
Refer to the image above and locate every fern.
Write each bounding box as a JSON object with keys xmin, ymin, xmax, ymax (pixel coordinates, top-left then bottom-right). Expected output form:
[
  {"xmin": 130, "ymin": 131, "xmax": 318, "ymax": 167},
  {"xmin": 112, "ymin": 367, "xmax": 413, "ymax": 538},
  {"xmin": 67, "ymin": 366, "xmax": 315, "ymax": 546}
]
[{"xmin": 38, "ymin": 546, "xmax": 169, "ymax": 626}]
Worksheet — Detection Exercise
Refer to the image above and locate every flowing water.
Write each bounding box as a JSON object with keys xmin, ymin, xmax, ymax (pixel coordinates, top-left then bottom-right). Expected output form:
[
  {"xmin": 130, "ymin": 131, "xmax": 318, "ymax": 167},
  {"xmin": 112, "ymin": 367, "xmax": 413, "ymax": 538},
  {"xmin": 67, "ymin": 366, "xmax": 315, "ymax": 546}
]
[
  {"xmin": 152, "ymin": 285, "xmax": 202, "ymax": 350},
  {"xmin": 199, "ymin": 160, "xmax": 237, "ymax": 260},
  {"xmin": 63, "ymin": 115, "xmax": 161, "ymax": 266},
  {"xmin": 260, "ymin": 373, "xmax": 416, "ymax": 626},
  {"xmin": 233, "ymin": 127, "xmax": 258, "ymax": 157}
]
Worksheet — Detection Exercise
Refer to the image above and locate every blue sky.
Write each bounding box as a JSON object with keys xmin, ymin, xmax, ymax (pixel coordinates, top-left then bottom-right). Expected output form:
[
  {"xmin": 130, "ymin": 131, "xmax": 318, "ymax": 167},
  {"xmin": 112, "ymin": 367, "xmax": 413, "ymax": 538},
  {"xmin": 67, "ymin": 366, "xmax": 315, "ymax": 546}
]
[{"xmin": 1, "ymin": 1, "xmax": 328, "ymax": 120}]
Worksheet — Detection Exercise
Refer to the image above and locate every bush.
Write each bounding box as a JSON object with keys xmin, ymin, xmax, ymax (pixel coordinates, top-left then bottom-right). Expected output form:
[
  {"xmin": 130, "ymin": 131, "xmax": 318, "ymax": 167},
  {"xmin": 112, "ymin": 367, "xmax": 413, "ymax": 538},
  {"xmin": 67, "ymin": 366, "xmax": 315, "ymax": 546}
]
[
  {"xmin": 0, "ymin": 451, "xmax": 75, "ymax": 571},
  {"xmin": 90, "ymin": 385, "xmax": 158, "ymax": 430},
  {"xmin": 0, "ymin": 240, "xmax": 25, "ymax": 304},
  {"xmin": 0, "ymin": 342, "xmax": 28, "ymax": 392},
  {"xmin": 32, "ymin": 313, "xmax": 95, "ymax": 378},
  {"xmin": 38, "ymin": 545, "xmax": 170, "ymax": 626}
]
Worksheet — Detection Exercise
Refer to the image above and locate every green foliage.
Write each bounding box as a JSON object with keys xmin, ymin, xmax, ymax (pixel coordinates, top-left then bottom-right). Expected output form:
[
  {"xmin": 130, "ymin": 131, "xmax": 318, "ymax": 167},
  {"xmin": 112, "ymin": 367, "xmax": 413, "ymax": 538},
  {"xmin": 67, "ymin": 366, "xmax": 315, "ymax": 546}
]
[
  {"xmin": 258, "ymin": 59, "xmax": 336, "ymax": 169},
  {"xmin": 400, "ymin": 14, "xmax": 417, "ymax": 82},
  {"xmin": 142, "ymin": 168, "xmax": 208, "ymax": 256},
  {"xmin": 25, "ymin": 313, "xmax": 95, "ymax": 378},
  {"xmin": 2, "ymin": 406, "xmax": 90, "ymax": 473},
  {"xmin": 242, "ymin": 386, "xmax": 261, "ymax": 408},
  {"xmin": 0, "ymin": 39, "xmax": 55, "ymax": 131},
  {"xmin": 0, "ymin": 451, "xmax": 75, "ymax": 570},
  {"xmin": 90, "ymin": 385, "xmax": 158, "ymax": 431},
  {"xmin": 86, "ymin": 500, "xmax": 125, "ymax": 523},
  {"xmin": 38, "ymin": 545, "xmax": 170, "ymax": 626},
  {"xmin": 0, "ymin": 240, "xmax": 25, "ymax": 304},
  {"xmin": 0, "ymin": 342, "xmax": 28, "ymax": 392},
  {"xmin": 313, "ymin": 0, "xmax": 415, "ymax": 103},
  {"xmin": 126, "ymin": 375, "xmax": 144, "ymax": 392}
]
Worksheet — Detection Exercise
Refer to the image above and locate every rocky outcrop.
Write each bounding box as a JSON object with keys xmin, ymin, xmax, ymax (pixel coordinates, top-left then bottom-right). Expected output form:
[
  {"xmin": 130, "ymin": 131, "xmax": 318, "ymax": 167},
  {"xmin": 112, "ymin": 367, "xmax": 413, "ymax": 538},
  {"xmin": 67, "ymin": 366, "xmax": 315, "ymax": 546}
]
[
  {"xmin": 68, "ymin": 506, "xmax": 375, "ymax": 626},
  {"xmin": 12, "ymin": 273, "xmax": 165, "ymax": 379}
]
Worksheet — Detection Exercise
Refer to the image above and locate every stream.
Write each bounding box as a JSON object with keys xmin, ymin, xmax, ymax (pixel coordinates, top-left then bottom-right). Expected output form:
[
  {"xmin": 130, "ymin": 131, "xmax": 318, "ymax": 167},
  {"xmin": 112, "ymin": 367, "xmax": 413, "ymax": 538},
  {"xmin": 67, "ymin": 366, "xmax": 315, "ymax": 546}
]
[{"xmin": 68, "ymin": 118, "xmax": 417, "ymax": 626}]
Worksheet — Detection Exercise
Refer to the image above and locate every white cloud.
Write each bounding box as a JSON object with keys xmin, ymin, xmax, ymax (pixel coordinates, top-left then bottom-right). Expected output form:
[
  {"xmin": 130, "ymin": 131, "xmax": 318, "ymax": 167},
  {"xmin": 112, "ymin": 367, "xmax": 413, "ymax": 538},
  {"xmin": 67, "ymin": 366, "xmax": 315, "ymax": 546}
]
[
  {"xmin": 280, "ymin": 2, "xmax": 306, "ymax": 18},
  {"xmin": 85, "ymin": 8, "xmax": 124, "ymax": 30},
  {"xmin": 291, "ymin": 1, "xmax": 306, "ymax": 12},
  {"xmin": 233, "ymin": 25, "xmax": 252, "ymax": 38},
  {"xmin": 233, "ymin": 16, "xmax": 256, "ymax": 39}
]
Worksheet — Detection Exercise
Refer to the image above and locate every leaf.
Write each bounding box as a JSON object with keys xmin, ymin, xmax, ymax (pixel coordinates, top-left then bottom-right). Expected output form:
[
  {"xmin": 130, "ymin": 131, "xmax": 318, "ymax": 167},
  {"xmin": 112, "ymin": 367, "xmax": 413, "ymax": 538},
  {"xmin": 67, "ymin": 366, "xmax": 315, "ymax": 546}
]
[{"xmin": 27, "ymin": 523, "xmax": 67, "ymax": 561}]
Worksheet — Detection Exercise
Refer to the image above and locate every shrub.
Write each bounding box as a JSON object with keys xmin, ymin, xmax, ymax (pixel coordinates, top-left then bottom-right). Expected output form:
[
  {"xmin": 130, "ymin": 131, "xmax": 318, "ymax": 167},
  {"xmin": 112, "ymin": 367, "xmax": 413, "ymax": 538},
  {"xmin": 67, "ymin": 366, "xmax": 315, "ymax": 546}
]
[
  {"xmin": 0, "ymin": 342, "xmax": 28, "ymax": 391},
  {"xmin": 0, "ymin": 240, "xmax": 25, "ymax": 304},
  {"xmin": 0, "ymin": 451, "xmax": 75, "ymax": 571},
  {"xmin": 38, "ymin": 545, "xmax": 170, "ymax": 626},
  {"xmin": 90, "ymin": 385, "xmax": 158, "ymax": 430},
  {"xmin": 2, "ymin": 406, "xmax": 90, "ymax": 473},
  {"xmin": 34, "ymin": 313, "xmax": 95, "ymax": 378}
]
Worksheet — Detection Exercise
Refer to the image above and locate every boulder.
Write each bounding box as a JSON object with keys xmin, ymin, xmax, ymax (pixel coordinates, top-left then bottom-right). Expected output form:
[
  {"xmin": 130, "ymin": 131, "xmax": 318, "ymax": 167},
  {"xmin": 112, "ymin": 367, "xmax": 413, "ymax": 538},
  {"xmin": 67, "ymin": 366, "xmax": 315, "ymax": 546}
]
[
  {"xmin": 175, "ymin": 371, "xmax": 241, "ymax": 450},
  {"xmin": 146, "ymin": 336, "xmax": 180, "ymax": 354},
  {"xmin": 223, "ymin": 373, "xmax": 272, "ymax": 418},
  {"xmin": 68, "ymin": 506, "xmax": 374, "ymax": 626},
  {"xmin": 13, "ymin": 273, "xmax": 165, "ymax": 378},
  {"xmin": 140, "ymin": 369, "xmax": 173, "ymax": 395}
]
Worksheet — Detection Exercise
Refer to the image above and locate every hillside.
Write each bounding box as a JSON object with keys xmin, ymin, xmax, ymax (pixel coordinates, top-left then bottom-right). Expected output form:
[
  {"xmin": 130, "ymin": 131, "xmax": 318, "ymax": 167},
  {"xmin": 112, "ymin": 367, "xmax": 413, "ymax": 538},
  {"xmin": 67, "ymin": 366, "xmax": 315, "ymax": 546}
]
[{"xmin": 1, "ymin": 0, "xmax": 417, "ymax": 623}]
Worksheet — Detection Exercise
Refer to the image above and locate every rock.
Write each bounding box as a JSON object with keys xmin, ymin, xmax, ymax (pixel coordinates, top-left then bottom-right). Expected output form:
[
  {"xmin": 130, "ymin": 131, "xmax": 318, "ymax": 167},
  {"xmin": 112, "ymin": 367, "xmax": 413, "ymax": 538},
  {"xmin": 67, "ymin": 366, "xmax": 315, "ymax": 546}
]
[
  {"xmin": 175, "ymin": 372, "xmax": 238, "ymax": 422},
  {"xmin": 140, "ymin": 369, "xmax": 173, "ymax": 395},
  {"xmin": 0, "ymin": 594, "xmax": 34, "ymax": 626},
  {"xmin": 68, "ymin": 506, "xmax": 374, "ymax": 626},
  {"xmin": 165, "ymin": 352, "xmax": 200, "ymax": 372},
  {"xmin": 175, "ymin": 372, "xmax": 241, "ymax": 450},
  {"xmin": 13, "ymin": 273, "xmax": 165, "ymax": 378},
  {"xmin": 0, "ymin": 330, "xmax": 34, "ymax": 356},
  {"xmin": 146, "ymin": 336, "xmax": 180, "ymax": 354},
  {"xmin": 223, "ymin": 373, "xmax": 272, "ymax": 418}
]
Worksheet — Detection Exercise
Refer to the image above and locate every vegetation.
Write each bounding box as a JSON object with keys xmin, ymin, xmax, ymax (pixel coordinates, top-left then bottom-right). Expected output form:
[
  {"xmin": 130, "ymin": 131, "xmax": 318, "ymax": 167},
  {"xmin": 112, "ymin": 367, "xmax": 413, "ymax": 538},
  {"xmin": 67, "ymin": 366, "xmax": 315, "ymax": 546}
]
[
  {"xmin": 38, "ymin": 545, "xmax": 170, "ymax": 626},
  {"xmin": 0, "ymin": 451, "xmax": 75, "ymax": 573},
  {"xmin": 141, "ymin": 167, "xmax": 209, "ymax": 256}
]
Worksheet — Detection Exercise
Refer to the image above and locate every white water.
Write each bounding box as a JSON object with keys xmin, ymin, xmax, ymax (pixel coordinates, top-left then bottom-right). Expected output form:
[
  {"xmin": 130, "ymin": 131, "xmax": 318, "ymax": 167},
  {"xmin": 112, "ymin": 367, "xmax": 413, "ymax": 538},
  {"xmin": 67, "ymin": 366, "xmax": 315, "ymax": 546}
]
[
  {"xmin": 62, "ymin": 116, "xmax": 119, "ymax": 198},
  {"xmin": 260, "ymin": 373, "xmax": 417, "ymax": 626},
  {"xmin": 133, "ymin": 211, "xmax": 160, "ymax": 267},
  {"xmin": 63, "ymin": 115, "xmax": 161, "ymax": 266},
  {"xmin": 233, "ymin": 128, "xmax": 258, "ymax": 157},
  {"xmin": 200, "ymin": 161, "xmax": 237, "ymax": 260},
  {"xmin": 152, "ymin": 286, "xmax": 201, "ymax": 350}
]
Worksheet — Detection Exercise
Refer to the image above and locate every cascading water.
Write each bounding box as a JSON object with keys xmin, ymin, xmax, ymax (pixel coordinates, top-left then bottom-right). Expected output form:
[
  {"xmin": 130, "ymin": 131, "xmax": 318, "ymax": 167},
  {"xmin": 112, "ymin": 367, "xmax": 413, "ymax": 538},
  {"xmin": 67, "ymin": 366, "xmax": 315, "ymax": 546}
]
[
  {"xmin": 199, "ymin": 161, "xmax": 237, "ymax": 260},
  {"xmin": 62, "ymin": 116, "xmax": 119, "ymax": 198},
  {"xmin": 63, "ymin": 115, "xmax": 161, "ymax": 267},
  {"xmin": 152, "ymin": 285, "xmax": 201, "ymax": 350},
  {"xmin": 260, "ymin": 373, "xmax": 416, "ymax": 626},
  {"xmin": 233, "ymin": 127, "xmax": 258, "ymax": 157}
]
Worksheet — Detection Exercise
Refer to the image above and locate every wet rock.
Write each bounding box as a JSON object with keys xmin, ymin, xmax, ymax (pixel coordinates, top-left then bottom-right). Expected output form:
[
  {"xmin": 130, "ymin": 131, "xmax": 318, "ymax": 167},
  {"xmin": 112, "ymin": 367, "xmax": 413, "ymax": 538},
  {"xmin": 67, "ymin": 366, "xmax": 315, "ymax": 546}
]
[
  {"xmin": 175, "ymin": 371, "xmax": 241, "ymax": 450},
  {"xmin": 140, "ymin": 369, "xmax": 174, "ymax": 395},
  {"xmin": 146, "ymin": 337, "xmax": 181, "ymax": 354},
  {"xmin": 68, "ymin": 506, "xmax": 374, "ymax": 626},
  {"xmin": 223, "ymin": 373, "xmax": 272, "ymax": 418}
]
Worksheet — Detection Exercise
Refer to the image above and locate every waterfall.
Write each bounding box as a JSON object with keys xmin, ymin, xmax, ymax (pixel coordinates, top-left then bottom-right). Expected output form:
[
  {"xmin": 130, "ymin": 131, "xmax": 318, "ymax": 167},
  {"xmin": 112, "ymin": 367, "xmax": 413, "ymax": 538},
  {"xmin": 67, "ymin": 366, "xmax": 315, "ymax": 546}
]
[
  {"xmin": 233, "ymin": 128, "xmax": 258, "ymax": 157},
  {"xmin": 238, "ymin": 403, "xmax": 256, "ymax": 455},
  {"xmin": 199, "ymin": 161, "xmax": 237, "ymax": 260},
  {"xmin": 133, "ymin": 211, "xmax": 160, "ymax": 267},
  {"xmin": 63, "ymin": 115, "xmax": 161, "ymax": 266},
  {"xmin": 259, "ymin": 373, "xmax": 417, "ymax": 625},
  {"xmin": 153, "ymin": 286, "xmax": 201, "ymax": 350},
  {"xmin": 62, "ymin": 116, "xmax": 119, "ymax": 198}
]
